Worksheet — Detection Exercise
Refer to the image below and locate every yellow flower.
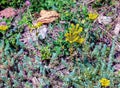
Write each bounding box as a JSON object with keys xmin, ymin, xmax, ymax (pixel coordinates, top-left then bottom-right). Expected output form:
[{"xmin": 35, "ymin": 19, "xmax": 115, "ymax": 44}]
[
  {"xmin": 0, "ymin": 25, "xmax": 8, "ymax": 31},
  {"xmin": 78, "ymin": 27, "xmax": 83, "ymax": 33},
  {"xmin": 65, "ymin": 32, "xmax": 79, "ymax": 43},
  {"xmin": 65, "ymin": 24, "xmax": 84, "ymax": 44},
  {"xmin": 88, "ymin": 13, "xmax": 98, "ymax": 20},
  {"xmin": 69, "ymin": 24, "xmax": 83, "ymax": 34},
  {"xmin": 31, "ymin": 22, "xmax": 42, "ymax": 29},
  {"xmin": 99, "ymin": 78, "xmax": 110, "ymax": 87},
  {"xmin": 76, "ymin": 38, "xmax": 85, "ymax": 44}
]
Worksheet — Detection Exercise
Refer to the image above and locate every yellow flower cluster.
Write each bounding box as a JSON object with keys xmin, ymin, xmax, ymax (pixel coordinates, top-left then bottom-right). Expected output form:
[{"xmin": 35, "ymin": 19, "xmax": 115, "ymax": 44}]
[
  {"xmin": 99, "ymin": 78, "xmax": 110, "ymax": 87},
  {"xmin": 0, "ymin": 25, "xmax": 8, "ymax": 31},
  {"xmin": 31, "ymin": 22, "xmax": 42, "ymax": 29},
  {"xmin": 88, "ymin": 13, "xmax": 98, "ymax": 20},
  {"xmin": 65, "ymin": 24, "xmax": 84, "ymax": 44}
]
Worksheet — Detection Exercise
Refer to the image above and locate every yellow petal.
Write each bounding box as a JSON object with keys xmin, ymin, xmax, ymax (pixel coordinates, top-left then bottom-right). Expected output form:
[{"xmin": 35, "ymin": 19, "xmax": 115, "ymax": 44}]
[
  {"xmin": 0, "ymin": 25, "xmax": 8, "ymax": 31},
  {"xmin": 76, "ymin": 38, "xmax": 84, "ymax": 44},
  {"xmin": 88, "ymin": 13, "xmax": 98, "ymax": 20},
  {"xmin": 78, "ymin": 27, "xmax": 83, "ymax": 33},
  {"xmin": 75, "ymin": 24, "xmax": 79, "ymax": 30}
]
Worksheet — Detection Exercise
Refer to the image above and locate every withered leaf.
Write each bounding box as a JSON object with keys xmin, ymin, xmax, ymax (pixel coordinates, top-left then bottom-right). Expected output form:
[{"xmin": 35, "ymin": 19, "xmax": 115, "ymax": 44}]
[
  {"xmin": 98, "ymin": 15, "xmax": 112, "ymax": 25},
  {"xmin": 0, "ymin": 7, "xmax": 17, "ymax": 18},
  {"xmin": 114, "ymin": 15, "xmax": 120, "ymax": 36},
  {"xmin": 37, "ymin": 10, "xmax": 60, "ymax": 24}
]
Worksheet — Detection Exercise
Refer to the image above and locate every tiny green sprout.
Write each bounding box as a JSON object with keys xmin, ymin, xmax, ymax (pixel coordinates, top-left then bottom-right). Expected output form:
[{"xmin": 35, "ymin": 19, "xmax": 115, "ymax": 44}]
[{"xmin": 40, "ymin": 46, "xmax": 51, "ymax": 60}]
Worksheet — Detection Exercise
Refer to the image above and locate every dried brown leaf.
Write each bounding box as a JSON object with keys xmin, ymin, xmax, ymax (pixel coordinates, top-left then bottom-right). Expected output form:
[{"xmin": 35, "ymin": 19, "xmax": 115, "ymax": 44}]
[
  {"xmin": 37, "ymin": 10, "xmax": 60, "ymax": 24},
  {"xmin": 0, "ymin": 7, "xmax": 17, "ymax": 18}
]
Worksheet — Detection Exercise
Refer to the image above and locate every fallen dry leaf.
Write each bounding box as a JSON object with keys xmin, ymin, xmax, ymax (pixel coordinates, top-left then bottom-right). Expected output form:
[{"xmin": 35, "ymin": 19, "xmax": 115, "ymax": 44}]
[
  {"xmin": 0, "ymin": 7, "xmax": 17, "ymax": 18},
  {"xmin": 114, "ymin": 15, "xmax": 120, "ymax": 36},
  {"xmin": 98, "ymin": 15, "xmax": 112, "ymax": 25},
  {"xmin": 114, "ymin": 23, "xmax": 120, "ymax": 36},
  {"xmin": 37, "ymin": 10, "xmax": 60, "ymax": 24}
]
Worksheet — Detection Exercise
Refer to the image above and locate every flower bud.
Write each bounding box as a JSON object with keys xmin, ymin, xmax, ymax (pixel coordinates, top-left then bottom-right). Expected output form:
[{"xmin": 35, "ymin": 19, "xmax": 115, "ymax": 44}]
[{"xmin": 25, "ymin": 0, "xmax": 31, "ymax": 6}]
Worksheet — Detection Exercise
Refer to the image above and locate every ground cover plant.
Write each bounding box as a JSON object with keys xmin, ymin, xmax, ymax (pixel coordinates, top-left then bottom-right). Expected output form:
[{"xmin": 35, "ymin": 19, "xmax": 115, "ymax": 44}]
[{"xmin": 0, "ymin": 0, "xmax": 120, "ymax": 88}]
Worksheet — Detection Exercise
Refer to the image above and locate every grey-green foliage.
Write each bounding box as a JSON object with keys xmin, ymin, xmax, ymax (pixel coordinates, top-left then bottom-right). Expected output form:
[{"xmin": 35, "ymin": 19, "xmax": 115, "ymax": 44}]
[
  {"xmin": 61, "ymin": 40, "xmax": 120, "ymax": 88},
  {"xmin": 0, "ymin": 43, "xmax": 50, "ymax": 87},
  {"xmin": 0, "ymin": 20, "xmax": 43, "ymax": 88},
  {"xmin": 91, "ymin": 43, "xmax": 109, "ymax": 59}
]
